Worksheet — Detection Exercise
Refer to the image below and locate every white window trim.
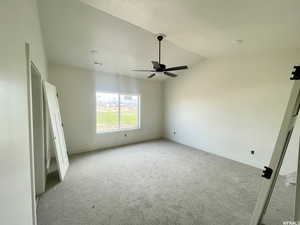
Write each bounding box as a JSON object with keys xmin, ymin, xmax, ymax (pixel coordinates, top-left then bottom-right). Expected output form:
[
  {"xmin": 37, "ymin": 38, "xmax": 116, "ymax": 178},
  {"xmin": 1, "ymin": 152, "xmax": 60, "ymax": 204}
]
[{"xmin": 96, "ymin": 92, "xmax": 141, "ymax": 134}]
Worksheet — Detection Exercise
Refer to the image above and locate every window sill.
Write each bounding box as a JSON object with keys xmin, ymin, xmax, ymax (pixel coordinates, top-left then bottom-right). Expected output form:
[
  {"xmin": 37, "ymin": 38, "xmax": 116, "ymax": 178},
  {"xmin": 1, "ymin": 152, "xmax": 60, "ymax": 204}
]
[{"xmin": 96, "ymin": 127, "xmax": 141, "ymax": 134}]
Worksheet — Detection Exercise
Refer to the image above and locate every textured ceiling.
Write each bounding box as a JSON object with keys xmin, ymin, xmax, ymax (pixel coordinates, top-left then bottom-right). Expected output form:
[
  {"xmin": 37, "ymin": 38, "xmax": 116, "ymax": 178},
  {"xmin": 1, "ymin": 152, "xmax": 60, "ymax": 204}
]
[{"xmin": 38, "ymin": 0, "xmax": 203, "ymax": 79}]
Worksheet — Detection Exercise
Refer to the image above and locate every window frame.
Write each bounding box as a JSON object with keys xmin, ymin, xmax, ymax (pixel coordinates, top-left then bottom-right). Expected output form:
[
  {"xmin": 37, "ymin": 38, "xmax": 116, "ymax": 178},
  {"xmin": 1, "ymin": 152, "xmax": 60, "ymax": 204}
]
[{"xmin": 96, "ymin": 92, "xmax": 141, "ymax": 134}]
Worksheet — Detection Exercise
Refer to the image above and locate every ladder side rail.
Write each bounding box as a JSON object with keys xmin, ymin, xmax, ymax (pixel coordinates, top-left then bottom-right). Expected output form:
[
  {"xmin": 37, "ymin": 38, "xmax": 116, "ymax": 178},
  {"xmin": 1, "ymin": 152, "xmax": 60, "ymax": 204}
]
[{"xmin": 250, "ymin": 79, "xmax": 300, "ymax": 225}]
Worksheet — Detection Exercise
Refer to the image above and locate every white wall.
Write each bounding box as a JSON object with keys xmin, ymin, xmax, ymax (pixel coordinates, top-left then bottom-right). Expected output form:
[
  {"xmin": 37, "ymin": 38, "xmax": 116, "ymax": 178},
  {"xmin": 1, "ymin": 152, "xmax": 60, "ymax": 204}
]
[
  {"xmin": 0, "ymin": 0, "xmax": 48, "ymax": 224},
  {"xmin": 49, "ymin": 64, "xmax": 163, "ymax": 154},
  {"xmin": 164, "ymin": 52, "xmax": 300, "ymax": 175}
]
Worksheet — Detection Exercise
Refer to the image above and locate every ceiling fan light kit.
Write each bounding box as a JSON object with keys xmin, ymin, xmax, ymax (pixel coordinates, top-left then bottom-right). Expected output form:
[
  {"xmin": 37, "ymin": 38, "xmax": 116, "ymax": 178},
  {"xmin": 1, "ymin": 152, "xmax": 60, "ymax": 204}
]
[{"xmin": 133, "ymin": 33, "xmax": 189, "ymax": 79}]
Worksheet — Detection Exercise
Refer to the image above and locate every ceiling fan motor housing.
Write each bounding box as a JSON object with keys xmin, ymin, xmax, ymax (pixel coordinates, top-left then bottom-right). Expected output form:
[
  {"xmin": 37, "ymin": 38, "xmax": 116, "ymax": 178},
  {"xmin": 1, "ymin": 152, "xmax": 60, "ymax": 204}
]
[{"xmin": 154, "ymin": 64, "xmax": 166, "ymax": 72}]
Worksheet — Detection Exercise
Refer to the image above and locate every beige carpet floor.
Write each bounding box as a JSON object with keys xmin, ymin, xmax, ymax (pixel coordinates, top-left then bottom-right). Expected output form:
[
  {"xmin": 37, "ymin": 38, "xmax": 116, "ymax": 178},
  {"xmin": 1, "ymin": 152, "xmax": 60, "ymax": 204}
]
[{"xmin": 37, "ymin": 139, "xmax": 295, "ymax": 225}]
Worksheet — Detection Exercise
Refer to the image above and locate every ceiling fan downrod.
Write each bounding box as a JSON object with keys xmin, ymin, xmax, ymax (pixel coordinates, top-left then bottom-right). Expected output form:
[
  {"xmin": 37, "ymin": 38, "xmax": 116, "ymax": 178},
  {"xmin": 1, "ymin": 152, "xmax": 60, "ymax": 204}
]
[{"xmin": 157, "ymin": 35, "xmax": 164, "ymax": 64}]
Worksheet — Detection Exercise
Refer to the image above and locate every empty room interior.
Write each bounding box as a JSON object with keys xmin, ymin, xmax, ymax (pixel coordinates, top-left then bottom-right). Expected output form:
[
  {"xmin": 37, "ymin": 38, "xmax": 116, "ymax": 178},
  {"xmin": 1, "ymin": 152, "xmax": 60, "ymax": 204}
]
[{"xmin": 2, "ymin": 0, "xmax": 300, "ymax": 225}]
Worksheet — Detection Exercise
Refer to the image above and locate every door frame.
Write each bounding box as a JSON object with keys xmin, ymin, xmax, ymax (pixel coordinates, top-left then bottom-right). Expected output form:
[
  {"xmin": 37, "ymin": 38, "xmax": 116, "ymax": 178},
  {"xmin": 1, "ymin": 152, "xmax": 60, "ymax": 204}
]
[
  {"xmin": 31, "ymin": 58, "xmax": 46, "ymax": 195},
  {"xmin": 26, "ymin": 43, "xmax": 47, "ymax": 225}
]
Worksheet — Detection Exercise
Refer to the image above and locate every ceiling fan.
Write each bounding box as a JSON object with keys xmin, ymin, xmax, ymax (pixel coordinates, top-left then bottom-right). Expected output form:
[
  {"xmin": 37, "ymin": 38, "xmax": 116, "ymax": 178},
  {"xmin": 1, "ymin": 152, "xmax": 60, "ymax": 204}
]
[{"xmin": 133, "ymin": 34, "xmax": 188, "ymax": 78}]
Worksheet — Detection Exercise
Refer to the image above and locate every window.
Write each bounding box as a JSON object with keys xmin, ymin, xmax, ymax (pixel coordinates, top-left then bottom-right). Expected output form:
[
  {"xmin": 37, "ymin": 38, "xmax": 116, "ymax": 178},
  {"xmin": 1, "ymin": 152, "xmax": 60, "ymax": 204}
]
[
  {"xmin": 96, "ymin": 93, "xmax": 119, "ymax": 131},
  {"xmin": 120, "ymin": 94, "xmax": 139, "ymax": 130},
  {"xmin": 96, "ymin": 92, "xmax": 140, "ymax": 133}
]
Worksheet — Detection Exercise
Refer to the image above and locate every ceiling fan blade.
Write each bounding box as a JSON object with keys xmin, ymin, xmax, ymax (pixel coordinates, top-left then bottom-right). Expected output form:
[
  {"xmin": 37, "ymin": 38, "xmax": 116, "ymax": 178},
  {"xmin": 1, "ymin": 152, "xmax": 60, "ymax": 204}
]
[
  {"xmin": 152, "ymin": 61, "xmax": 160, "ymax": 69},
  {"xmin": 164, "ymin": 72, "xmax": 178, "ymax": 78},
  {"xmin": 164, "ymin": 65, "xmax": 188, "ymax": 71},
  {"xmin": 148, "ymin": 73, "xmax": 156, "ymax": 79},
  {"xmin": 133, "ymin": 69, "xmax": 155, "ymax": 72}
]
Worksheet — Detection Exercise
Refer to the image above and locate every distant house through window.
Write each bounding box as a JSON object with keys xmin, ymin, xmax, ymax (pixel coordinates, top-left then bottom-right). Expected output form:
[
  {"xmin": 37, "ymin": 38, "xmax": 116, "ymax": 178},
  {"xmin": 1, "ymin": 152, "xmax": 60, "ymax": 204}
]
[{"xmin": 96, "ymin": 92, "xmax": 140, "ymax": 133}]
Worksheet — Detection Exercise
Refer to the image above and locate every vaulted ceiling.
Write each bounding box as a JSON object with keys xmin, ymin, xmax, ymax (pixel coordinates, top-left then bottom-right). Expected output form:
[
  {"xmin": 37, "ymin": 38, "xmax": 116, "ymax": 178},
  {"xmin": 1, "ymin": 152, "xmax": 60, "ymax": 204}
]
[
  {"xmin": 38, "ymin": 0, "xmax": 203, "ymax": 79},
  {"xmin": 81, "ymin": 0, "xmax": 300, "ymax": 57},
  {"xmin": 38, "ymin": 0, "xmax": 300, "ymax": 79}
]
